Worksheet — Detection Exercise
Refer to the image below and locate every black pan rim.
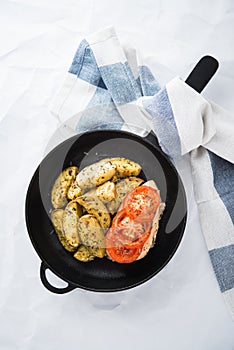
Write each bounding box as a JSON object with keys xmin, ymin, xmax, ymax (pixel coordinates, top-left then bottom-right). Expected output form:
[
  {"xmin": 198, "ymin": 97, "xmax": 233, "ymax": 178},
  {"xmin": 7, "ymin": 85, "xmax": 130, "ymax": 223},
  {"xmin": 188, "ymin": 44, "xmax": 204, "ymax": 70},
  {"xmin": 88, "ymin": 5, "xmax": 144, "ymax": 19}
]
[{"xmin": 25, "ymin": 129, "xmax": 187, "ymax": 292}]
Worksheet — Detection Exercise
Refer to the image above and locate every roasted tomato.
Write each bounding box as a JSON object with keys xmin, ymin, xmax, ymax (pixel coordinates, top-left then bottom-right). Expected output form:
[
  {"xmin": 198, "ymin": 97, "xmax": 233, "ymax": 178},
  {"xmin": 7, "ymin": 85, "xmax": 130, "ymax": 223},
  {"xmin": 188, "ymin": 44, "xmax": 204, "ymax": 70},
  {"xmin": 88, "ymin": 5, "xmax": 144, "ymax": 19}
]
[
  {"xmin": 105, "ymin": 209, "xmax": 151, "ymax": 263},
  {"xmin": 105, "ymin": 186, "xmax": 161, "ymax": 263},
  {"xmin": 105, "ymin": 228, "xmax": 151, "ymax": 263},
  {"xmin": 123, "ymin": 186, "xmax": 160, "ymax": 222},
  {"xmin": 105, "ymin": 244, "xmax": 142, "ymax": 264},
  {"xmin": 112, "ymin": 209, "xmax": 150, "ymax": 243}
]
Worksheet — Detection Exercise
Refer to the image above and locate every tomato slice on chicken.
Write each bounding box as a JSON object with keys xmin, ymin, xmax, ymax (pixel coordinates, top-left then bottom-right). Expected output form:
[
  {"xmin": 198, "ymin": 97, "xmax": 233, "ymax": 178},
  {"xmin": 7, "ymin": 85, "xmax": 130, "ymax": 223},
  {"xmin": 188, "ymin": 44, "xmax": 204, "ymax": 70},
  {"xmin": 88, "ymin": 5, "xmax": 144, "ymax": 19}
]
[
  {"xmin": 124, "ymin": 228, "xmax": 151, "ymax": 248},
  {"xmin": 112, "ymin": 208, "xmax": 150, "ymax": 243},
  {"xmin": 105, "ymin": 209, "xmax": 151, "ymax": 263},
  {"xmin": 105, "ymin": 185, "xmax": 160, "ymax": 263},
  {"xmin": 106, "ymin": 245, "xmax": 141, "ymax": 264},
  {"xmin": 105, "ymin": 227, "xmax": 147, "ymax": 263},
  {"xmin": 123, "ymin": 186, "xmax": 160, "ymax": 221}
]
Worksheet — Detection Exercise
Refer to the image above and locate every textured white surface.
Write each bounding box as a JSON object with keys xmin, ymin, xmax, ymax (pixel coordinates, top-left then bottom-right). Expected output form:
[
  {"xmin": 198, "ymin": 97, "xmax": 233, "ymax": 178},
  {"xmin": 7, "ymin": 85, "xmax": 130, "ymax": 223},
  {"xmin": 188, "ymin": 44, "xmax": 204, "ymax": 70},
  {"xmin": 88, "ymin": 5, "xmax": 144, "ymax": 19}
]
[{"xmin": 0, "ymin": 1, "xmax": 234, "ymax": 349}]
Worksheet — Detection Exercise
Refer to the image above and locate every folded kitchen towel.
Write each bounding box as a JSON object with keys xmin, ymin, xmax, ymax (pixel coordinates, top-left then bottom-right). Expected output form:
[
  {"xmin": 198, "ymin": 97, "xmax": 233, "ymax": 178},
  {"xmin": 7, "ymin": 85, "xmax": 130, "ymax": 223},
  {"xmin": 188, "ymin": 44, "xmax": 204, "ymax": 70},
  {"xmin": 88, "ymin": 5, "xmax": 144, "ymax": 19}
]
[
  {"xmin": 51, "ymin": 26, "xmax": 234, "ymax": 319},
  {"xmin": 143, "ymin": 79, "xmax": 234, "ymax": 318},
  {"xmin": 51, "ymin": 26, "xmax": 160, "ymax": 136}
]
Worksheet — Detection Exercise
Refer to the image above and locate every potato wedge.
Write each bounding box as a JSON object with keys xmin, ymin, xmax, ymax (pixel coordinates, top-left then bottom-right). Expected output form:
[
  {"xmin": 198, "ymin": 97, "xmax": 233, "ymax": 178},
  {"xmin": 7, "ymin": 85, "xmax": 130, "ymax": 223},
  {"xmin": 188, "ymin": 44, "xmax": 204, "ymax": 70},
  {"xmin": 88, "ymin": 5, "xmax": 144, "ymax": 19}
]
[
  {"xmin": 76, "ymin": 194, "xmax": 111, "ymax": 229},
  {"xmin": 78, "ymin": 215, "xmax": 105, "ymax": 258},
  {"xmin": 65, "ymin": 200, "xmax": 83, "ymax": 218},
  {"xmin": 76, "ymin": 160, "xmax": 116, "ymax": 190},
  {"xmin": 74, "ymin": 245, "xmax": 94, "ymax": 262},
  {"xmin": 62, "ymin": 201, "xmax": 83, "ymax": 249},
  {"xmin": 51, "ymin": 209, "xmax": 76, "ymax": 252},
  {"xmin": 51, "ymin": 167, "xmax": 78, "ymax": 208},
  {"xmin": 107, "ymin": 176, "xmax": 144, "ymax": 214},
  {"xmin": 88, "ymin": 181, "xmax": 116, "ymax": 203},
  {"xmin": 67, "ymin": 179, "xmax": 83, "ymax": 200},
  {"xmin": 109, "ymin": 158, "xmax": 141, "ymax": 178}
]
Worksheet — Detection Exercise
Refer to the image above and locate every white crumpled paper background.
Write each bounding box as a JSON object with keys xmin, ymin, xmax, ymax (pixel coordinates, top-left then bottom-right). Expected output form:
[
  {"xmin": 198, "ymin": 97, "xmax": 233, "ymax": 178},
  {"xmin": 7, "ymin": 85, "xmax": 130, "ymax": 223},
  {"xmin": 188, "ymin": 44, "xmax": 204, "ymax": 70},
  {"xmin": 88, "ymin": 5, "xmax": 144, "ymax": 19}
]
[{"xmin": 0, "ymin": 1, "xmax": 234, "ymax": 349}]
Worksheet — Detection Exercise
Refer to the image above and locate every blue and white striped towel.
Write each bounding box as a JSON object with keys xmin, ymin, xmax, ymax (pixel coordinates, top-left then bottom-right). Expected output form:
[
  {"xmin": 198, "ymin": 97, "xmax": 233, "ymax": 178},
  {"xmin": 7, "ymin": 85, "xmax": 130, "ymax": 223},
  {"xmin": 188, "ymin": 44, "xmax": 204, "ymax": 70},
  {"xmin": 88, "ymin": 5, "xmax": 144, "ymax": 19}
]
[
  {"xmin": 144, "ymin": 79, "xmax": 234, "ymax": 318},
  {"xmin": 51, "ymin": 26, "xmax": 160, "ymax": 136},
  {"xmin": 51, "ymin": 27, "xmax": 234, "ymax": 319}
]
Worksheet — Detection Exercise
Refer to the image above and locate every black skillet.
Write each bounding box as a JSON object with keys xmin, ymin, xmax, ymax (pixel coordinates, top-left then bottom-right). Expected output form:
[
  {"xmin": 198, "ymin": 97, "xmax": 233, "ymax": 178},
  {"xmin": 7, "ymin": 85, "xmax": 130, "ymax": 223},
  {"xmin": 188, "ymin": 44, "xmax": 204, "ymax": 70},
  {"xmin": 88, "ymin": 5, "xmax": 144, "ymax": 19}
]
[{"xmin": 25, "ymin": 56, "xmax": 218, "ymax": 294}]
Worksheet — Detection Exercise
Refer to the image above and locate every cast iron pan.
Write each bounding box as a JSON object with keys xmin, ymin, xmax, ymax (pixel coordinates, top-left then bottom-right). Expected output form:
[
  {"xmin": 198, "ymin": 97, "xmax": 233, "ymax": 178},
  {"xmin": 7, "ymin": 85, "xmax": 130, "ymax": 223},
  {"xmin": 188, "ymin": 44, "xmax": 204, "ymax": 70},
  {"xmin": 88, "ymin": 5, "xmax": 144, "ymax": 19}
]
[{"xmin": 25, "ymin": 56, "xmax": 218, "ymax": 294}]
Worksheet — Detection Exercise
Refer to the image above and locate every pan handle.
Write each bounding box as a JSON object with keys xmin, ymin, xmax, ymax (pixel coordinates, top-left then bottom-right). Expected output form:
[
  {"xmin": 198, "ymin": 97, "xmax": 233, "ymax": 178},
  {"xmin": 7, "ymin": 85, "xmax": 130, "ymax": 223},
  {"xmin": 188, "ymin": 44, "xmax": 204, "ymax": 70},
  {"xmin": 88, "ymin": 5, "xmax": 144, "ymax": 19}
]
[
  {"xmin": 185, "ymin": 55, "xmax": 219, "ymax": 93},
  {"xmin": 40, "ymin": 262, "xmax": 76, "ymax": 294},
  {"xmin": 143, "ymin": 55, "xmax": 219, "ymax": 145}
]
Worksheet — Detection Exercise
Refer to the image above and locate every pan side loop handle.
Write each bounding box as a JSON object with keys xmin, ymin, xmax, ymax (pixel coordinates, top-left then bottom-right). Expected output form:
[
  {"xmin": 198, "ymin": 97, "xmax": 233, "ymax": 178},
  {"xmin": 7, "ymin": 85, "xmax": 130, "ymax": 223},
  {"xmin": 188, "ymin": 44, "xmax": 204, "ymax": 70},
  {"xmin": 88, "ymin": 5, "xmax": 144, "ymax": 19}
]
[{"xmin": 40, "ymin": 262, "xmax": 76, "ymax": 294}]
